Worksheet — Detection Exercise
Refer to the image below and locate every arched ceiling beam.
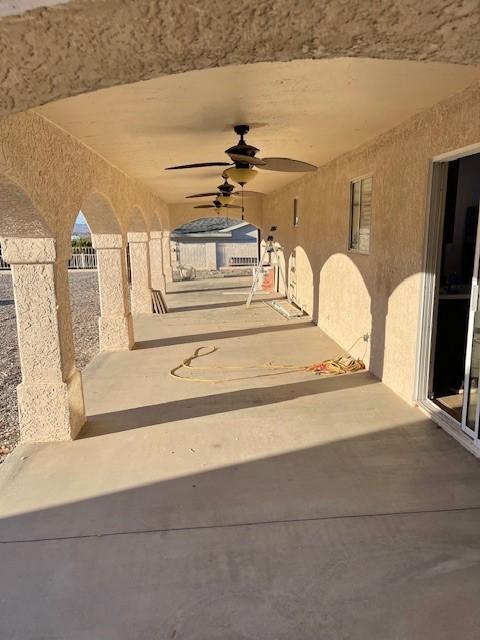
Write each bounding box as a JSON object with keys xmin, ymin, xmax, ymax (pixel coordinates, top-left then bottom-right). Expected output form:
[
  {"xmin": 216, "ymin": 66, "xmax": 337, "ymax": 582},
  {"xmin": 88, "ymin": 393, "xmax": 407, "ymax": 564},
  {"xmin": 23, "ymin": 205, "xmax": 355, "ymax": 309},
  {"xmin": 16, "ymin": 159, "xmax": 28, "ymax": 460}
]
[{"xmin": 1, "ymin": 0, "xmax": 480, "ymax": 116}]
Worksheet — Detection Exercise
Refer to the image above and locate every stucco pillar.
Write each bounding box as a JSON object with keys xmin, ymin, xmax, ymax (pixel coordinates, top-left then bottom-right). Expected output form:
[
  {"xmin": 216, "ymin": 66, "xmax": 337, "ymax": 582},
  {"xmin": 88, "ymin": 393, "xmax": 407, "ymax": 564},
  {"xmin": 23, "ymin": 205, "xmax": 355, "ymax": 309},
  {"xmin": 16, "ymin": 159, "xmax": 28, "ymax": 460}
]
[
  {"xmin": 92, "ymin": 233, "xmax": 134, "ymax": 350},
  {"xmin": 162, "ymin": 230, "xmax": 173, "ymax": 283},
  {"xmin": 127, "ymin": 232, "xmax": 152, "ymax": 314},
  {"xmin": 149, "ymin": 231, "xmax": 166, "ymax": 292},
  {"xmin": 1, "ymin": 237, "xmax": 85, "ymax": 442}
]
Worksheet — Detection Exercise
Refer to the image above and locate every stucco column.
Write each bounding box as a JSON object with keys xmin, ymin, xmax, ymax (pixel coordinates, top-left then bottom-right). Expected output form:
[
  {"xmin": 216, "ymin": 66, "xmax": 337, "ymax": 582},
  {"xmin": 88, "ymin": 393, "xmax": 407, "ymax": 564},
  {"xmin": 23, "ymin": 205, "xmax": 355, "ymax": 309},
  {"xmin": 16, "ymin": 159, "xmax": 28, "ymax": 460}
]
[
  {"xmin": 162, "ymin": 230, "xmax": 173, "ymax": 283},
  {"xmin": 149, "ymin": 231, "xmax": 166, "ymax": 292},
  {"xmin": 127, "ymin": 232, "xmax": 152, "ymax": 314},
  {"xmin": 2, "ymin": 237, "xmax": 85, "ymax": 442},
  {"xmin": 92, "ymin": 233, "xmax": 134, "ymax": 350}
]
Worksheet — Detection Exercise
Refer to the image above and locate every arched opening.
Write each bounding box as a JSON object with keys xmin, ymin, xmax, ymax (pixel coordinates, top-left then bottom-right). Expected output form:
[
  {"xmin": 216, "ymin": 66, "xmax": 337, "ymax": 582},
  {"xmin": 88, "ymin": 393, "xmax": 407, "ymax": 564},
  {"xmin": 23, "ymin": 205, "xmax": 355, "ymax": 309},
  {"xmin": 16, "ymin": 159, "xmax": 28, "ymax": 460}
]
[
  {"xmin": 69, "ymin": 191, "xmax": 131, "ymax": 360},
  {"xmin": 67, "ymin": 210, "xmax": 100, "ymax": 371}
]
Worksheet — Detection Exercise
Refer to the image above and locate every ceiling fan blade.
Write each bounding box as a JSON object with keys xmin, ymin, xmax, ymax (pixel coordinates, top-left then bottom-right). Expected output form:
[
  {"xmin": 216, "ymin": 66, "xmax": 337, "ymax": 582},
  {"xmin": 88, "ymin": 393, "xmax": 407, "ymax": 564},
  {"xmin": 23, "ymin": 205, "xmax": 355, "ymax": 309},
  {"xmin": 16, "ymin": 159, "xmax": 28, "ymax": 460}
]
[
  {"xmin": 223, "ymin": 204, "xmax": 243, "ymax": 209},
  {"xmin": 193, "ymin": 204, "xmax": 217, "ymax": 209},
  {"xmin": 259, "ymin": 157, "xmax": 318, "ymax": 172},
  {"xmin": 185, "ymin": 192, "xmax": 219, "ymax": 199},
  {"xmin": 233, "ymin": 190, "xmax": 265, "ymax": 198},
  {"xmin": 228, "ymin": 153, "xmax": 266, "ymax": 166},
  {"xmin": 166, "ymin": 162, "xmax": 231, "ymax": 170}
]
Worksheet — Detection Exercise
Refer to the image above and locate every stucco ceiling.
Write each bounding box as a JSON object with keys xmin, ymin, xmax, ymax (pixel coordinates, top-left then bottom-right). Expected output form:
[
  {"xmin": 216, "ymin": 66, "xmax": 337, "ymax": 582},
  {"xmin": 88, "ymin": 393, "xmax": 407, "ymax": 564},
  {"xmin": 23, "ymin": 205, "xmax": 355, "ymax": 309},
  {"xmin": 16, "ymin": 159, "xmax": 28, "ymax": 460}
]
[
  {"xmin": 36, "ymin": 58, "xmax": 480, "ymax": 203},
  {"xmin": 3, "ymin": 1, "xmax": 480, "ymax": 116},
  {"xmin": 0, "ymin": 0, "xmax": 68, "ymax": 17}
]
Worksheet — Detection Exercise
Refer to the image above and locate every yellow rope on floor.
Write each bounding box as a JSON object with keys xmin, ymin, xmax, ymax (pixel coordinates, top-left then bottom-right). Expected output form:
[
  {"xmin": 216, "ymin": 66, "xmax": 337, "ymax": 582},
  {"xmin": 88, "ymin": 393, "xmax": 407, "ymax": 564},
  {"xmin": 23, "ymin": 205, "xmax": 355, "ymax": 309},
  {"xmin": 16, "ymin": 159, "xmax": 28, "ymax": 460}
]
[{"xmin": 169, "ymin": 339, "xmax": 366, "ymax": 384}]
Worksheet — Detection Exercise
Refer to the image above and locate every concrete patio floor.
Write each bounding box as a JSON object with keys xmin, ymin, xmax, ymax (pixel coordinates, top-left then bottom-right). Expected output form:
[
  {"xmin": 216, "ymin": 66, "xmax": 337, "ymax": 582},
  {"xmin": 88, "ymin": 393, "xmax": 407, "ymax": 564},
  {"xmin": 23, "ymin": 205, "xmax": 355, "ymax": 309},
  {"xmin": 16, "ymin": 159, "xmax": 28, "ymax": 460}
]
[{"xmin": 1, "ymin": 276, "xmax": 480, "ymax": 639}]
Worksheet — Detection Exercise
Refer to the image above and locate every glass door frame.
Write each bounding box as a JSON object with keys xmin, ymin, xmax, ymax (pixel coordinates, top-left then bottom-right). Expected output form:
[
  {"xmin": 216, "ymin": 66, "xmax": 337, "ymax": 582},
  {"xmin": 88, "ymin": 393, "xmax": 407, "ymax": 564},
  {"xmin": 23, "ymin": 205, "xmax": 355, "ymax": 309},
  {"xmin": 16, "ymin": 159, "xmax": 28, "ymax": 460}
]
[
  {"xmin": 415, "ymin": 143, "xmax": 480, "ymax": 449},
  {"xmin": 461, "ymin": 202, "xmax": 480, "ymax": 439}
]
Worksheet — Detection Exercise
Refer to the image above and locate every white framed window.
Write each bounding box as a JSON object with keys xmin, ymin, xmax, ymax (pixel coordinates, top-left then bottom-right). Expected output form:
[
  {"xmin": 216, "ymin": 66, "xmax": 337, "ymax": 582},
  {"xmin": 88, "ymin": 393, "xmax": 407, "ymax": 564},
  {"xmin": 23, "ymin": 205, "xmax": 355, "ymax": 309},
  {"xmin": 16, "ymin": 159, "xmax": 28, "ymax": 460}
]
[
  {"xmin": 293, "ymin": 197, "xmax": 299, "ymax": 227},
  {"xmin": 349, "ymin": 176, "xmax": 372, "ymax": 253}
]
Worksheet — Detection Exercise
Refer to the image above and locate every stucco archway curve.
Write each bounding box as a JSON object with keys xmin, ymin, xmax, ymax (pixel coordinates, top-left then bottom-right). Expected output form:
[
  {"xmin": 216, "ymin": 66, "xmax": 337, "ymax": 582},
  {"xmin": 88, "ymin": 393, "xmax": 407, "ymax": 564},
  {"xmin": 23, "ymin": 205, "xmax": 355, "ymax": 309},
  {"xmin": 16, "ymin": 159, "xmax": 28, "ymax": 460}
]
[
  {"xmin": 0, "ymin": 112, "xmax": 169, "ymax": 252},
  {"xmin": 80, "ymin": 191, "xmax": 122, "ymax": 236},
  {"xmin": 127, "ymin": 206, "xmax": 148, "ymax": 233},
  {"xmin": 0, "ymin": 173, "xmax": 53, "ymax": 239},
  {"xmin": 2, "ymin": 1, "xmax": 480, "ymax": 116},
  {"xmin": 149, "ymin": 211, "xmax": 164, "ymax": 233}
]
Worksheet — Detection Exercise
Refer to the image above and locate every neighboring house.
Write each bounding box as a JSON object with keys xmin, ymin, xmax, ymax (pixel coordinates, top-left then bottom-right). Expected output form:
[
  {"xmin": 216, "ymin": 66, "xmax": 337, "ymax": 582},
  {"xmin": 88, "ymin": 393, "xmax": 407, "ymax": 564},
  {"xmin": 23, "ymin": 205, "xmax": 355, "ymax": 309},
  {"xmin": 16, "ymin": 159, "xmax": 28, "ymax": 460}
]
[{"xmin": 171, "ymin": 217, "xmax": 259, "ymax": 270}]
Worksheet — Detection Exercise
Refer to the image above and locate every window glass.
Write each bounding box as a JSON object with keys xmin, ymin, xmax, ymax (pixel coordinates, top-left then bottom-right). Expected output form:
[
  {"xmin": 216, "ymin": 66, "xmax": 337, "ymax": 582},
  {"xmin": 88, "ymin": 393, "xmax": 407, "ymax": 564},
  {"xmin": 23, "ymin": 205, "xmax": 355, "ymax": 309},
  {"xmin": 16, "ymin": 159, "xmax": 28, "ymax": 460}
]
[
  {"xmin": 293, "ymin": 198, "xmax": 299, "ymax": 227},
  {"xmin": 349, "ymin": 177, "xmax": 372, "ymax": 253}
]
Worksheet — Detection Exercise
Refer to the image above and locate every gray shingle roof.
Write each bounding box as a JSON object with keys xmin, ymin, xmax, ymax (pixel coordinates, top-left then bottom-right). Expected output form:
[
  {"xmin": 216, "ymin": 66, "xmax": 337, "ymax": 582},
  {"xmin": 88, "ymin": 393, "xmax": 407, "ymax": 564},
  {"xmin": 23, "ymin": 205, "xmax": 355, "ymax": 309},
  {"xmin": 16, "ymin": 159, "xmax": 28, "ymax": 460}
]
[{"xmin": 172, "ymin": 216, "xmax": 238, "ymax": 235}]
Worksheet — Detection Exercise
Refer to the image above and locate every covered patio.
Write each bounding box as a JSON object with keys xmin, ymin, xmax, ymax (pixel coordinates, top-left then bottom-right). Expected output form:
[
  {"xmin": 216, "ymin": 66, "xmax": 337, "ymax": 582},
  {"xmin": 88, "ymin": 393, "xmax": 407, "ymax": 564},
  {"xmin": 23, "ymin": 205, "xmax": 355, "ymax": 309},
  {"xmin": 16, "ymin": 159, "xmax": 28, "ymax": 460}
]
[
  {"xmin": 2, "ymin": 2, "xmax": 480, "ymax": 637},
  {"xmin": 1, "ymin": 278, "xmax": 480, "ymax": 638}
]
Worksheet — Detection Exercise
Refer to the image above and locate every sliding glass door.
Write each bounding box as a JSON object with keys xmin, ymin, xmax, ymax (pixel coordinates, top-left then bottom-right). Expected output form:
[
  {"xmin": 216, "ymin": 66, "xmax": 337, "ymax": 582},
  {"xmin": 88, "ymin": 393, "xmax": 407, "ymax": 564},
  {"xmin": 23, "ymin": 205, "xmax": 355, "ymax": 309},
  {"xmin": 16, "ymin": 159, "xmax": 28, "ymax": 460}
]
[
  {"xmin": 428, "ymin": 153, "xmax": 480, "ymax": 438},
  {"xmin": 462, "ymin": 206, "xmax": 480, "ymax": 438}
]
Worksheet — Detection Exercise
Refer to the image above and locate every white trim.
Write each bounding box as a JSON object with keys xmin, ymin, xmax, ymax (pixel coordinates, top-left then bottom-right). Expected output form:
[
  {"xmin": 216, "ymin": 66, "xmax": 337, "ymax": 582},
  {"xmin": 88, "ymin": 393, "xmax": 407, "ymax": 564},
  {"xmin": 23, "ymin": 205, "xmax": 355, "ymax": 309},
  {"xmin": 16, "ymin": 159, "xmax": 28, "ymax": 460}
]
[
  {"xmin": 347, "ymin": 174, "xmax": 372, "ymax": 255},
  {"xmin": 432, "ymin": 143, "xmax": 480, "ymax": 163},
  {"xmin": 172, "ymin": 232, "xmax": 234, "ymax": 239},
  {"xmin": 460, "ymin": 203, "xmax": 480, "ymax": 437},
  {"xmin": 418, "ymin": 399, "xmax": 480, "ymax": 458},
  {"xmin": 222, "ymin": 221, "xmax": 250, "ymax": 233},
  {"xmin": 414, "ymin": 162, "xmax": 448, "ymax": 401}
]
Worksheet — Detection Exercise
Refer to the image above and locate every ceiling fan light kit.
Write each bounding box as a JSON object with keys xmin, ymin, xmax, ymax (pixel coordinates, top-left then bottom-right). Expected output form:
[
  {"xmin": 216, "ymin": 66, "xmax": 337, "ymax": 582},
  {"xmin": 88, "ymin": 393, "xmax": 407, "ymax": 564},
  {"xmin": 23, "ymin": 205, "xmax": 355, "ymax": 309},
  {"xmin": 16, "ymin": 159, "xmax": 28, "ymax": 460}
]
[{"xmin": 225, "ymin": 166, "xmax": 257, "ymax": 186}]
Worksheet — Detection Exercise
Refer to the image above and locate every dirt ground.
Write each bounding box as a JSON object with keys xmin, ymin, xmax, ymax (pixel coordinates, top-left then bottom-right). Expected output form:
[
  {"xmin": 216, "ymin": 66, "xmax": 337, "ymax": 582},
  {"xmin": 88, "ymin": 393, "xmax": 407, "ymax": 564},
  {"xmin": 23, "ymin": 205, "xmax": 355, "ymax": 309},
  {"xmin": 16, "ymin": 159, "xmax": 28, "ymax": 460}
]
[{"xmin": 0, "ymin": 270, "xmax": 99, "ymax": 461}]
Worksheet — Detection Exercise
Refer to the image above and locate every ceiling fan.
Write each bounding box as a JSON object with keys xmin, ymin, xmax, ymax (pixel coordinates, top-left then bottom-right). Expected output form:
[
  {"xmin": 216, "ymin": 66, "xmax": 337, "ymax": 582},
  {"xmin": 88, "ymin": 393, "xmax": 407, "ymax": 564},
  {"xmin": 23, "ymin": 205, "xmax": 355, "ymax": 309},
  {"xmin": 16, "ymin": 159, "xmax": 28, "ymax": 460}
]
[
  {"xmin": 186, "ymin": 176, "xmax": 235, "ymax": 201},
  {"xmin": 193, "ymin": 199, "xmax": 242, "ymax": 211},
  {"xmin": 166, "ymin": 124, "xmax": 317, "ymax": 185},
  {"xmin": 185, "ymin": 176, "xmax": 264, "ymax": 203},
  {"xmin": 186, "ymin": 176, "xmax": 262, "ymax": 222}
]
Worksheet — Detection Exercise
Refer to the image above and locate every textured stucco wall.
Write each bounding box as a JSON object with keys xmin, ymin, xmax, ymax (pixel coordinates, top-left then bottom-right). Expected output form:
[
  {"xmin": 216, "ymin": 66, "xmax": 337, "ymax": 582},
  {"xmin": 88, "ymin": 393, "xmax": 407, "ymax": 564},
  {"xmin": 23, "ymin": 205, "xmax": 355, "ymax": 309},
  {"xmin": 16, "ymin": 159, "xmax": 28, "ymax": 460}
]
[
  {"xmin": 127, "ymin": 232, "xmax": 152, "ymax": 314},
  {"xmin": 262, "ymin": 82, "xmax": 480, "ymax": 402},
  {"xmin": 3, "ymin": 236, "xmax": 85, "ymax": 440},
  {"xmin": 92, "ymin": 233, "xmax": 134, "ymax": 350},
  {"xmin": 1, "ymin": 0, "xmax": 480, "ymax": 116},
  {"xmin": 0, "ymin": 111, "xmax": 169, "ymax": 249}
]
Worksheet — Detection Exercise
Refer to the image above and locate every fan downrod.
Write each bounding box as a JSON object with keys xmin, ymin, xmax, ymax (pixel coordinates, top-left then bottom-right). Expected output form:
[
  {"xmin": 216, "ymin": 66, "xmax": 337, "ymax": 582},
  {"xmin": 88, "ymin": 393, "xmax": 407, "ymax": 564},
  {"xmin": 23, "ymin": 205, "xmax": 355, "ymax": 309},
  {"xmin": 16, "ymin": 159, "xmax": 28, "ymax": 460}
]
[{"xmin": 233, "ymin": 124, "xmax": 250, "ymax": 140}]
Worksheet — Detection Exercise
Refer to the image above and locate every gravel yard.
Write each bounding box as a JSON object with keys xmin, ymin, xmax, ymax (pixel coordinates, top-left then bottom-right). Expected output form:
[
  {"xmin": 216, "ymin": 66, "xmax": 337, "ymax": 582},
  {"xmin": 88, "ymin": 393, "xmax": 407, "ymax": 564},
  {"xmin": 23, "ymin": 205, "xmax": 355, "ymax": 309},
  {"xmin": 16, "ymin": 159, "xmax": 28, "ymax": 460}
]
[{"xmin": 0, "ymin": 270, "xmax": 100, "ymax": 461}]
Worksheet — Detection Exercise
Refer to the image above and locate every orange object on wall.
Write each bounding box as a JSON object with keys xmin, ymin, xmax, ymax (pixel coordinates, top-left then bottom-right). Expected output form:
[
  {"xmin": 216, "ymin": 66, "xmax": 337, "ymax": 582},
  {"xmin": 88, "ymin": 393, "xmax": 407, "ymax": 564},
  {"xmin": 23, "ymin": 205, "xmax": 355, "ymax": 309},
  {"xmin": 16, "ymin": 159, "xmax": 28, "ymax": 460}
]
[{"xmin": 261, "ymin": 266, "xmax": 275, "ymax": 292}]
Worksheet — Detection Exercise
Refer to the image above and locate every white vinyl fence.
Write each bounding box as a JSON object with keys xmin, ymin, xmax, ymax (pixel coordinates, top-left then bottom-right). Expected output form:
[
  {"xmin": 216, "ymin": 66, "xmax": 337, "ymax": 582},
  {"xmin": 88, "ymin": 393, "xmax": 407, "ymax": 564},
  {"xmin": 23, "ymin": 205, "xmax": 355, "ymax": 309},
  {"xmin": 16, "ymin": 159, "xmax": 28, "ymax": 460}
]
[
  {"xmin": 1, "ymin": 245, "xmax": 97, "ymax": 270},
  {"xmin": 175, "ymin": 241, "xmax": 258, "ymax": 270},
  {"xmin": 215, "ymin": 242, "xmax": 258, "ymax": 267},
  {"xmin": 0, "ymin": 249, "xmax": 9, "ymax": 270},
  {"xmin": 177, "ymin": 243, "xmax": 214, "ymax": 269},
  {"xmin": 68, "ymin": 247, "xmax": 97, "ymax": 269}
]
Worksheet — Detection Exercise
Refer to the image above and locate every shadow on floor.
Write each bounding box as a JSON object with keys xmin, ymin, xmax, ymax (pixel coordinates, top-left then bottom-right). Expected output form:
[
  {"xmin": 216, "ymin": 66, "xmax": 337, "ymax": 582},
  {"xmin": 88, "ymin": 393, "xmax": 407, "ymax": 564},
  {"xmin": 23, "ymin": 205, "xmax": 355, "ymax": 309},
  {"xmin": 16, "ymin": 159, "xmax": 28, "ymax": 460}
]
[
  {"xmin": 82, "ymin": 372, "xmax": 377, "ymax": 437},
  {"xmin": 168, "ymin": 300, "xmax": 249, "ymax": 313},
  {"xmin": 2, "ymin": 400, "xmax": 480, "ymax": 638},
  {"xmin": 134, "ymin": 320, "xmax": 315, "ymax": 350},
  {"xmin": 167, "ymin": 284, "xmax": 251, "ymax": 295}
]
